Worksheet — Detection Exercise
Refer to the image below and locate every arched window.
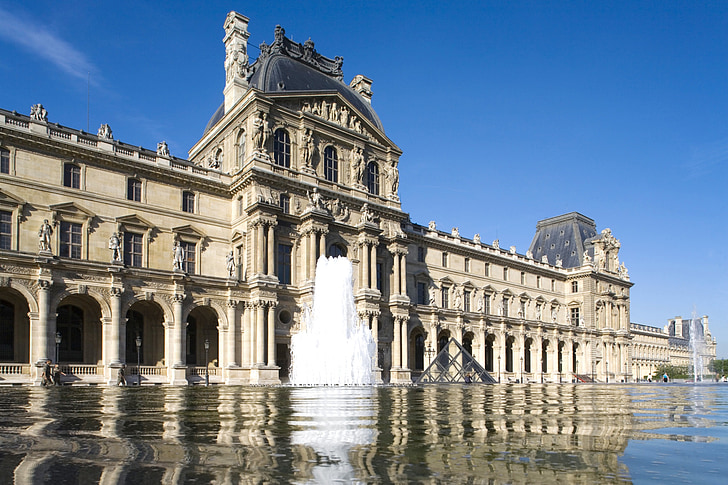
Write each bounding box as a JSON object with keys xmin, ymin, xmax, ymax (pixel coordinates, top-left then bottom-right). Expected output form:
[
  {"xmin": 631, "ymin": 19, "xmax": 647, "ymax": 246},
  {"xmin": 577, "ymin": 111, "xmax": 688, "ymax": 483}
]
[
  {"xmin": 57, "ymin": 305, "xmax": 84, "ymax": 362},
  {"xmin": 324, "ymin": 146, "xmax": 338, "ymax": 183},
  {"xmin": 237, "ymin": 130, "xmax": 246, "ymax": 168},
  {"xmin": 366, "ymin": 161, "xmax": 379, "ymax": 195},
  {"xmin": 273, "ymin": 129, "xmax": 290, "ymax": 167},
  {"xmin": 126, "ymin": 310, "xmax": 144, "ymax": 364},
  {"xmin": 328, "ymin": 243, "xmax": 346, "ymax": 258}
]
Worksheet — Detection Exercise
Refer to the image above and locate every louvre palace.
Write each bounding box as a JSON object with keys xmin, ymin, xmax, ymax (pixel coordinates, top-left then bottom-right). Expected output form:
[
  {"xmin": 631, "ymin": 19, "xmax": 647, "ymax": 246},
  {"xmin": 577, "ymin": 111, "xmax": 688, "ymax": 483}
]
[{"xmin": 2, "ymin": 11, "xmax": 705, "ymax": 386}]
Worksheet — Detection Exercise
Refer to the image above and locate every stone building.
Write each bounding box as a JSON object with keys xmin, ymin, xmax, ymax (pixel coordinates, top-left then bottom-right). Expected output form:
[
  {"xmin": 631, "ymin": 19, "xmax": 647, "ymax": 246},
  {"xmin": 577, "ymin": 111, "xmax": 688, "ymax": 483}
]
[{"xmin": 0, "ymin": 11, "xmax": 636, "ymax": 385}]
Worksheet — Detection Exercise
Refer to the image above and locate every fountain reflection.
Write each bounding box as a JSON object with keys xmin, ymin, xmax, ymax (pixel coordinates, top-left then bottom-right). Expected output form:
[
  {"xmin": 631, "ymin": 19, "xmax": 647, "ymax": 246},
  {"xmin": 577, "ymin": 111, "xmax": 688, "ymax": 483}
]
[{"xmin": 0, "ymin": 384, "xmax": 725, "ymax": 483}]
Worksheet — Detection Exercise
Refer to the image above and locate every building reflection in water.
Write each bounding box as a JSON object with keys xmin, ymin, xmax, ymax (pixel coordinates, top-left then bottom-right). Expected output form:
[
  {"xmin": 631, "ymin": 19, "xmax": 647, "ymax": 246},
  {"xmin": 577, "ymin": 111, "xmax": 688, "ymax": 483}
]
[{"xmin": 0, "ymin": 384, "xmax": 724, "ymax": 483}]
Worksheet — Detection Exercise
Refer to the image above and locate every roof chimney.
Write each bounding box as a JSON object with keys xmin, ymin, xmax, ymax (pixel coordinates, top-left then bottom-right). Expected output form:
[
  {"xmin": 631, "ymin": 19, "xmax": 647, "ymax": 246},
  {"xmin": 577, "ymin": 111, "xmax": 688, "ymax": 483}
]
[{"xmin": 350, "ymin": 75, "xmax": 373, "ymax": 104}]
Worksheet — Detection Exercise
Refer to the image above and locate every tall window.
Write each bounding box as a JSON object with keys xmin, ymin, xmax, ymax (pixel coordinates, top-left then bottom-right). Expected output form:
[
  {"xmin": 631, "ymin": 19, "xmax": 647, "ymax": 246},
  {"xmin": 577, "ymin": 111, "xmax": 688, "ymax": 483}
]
[
  {"xmin": 502, "ymin": 297, "xmax": 509, "ymax": 317},
  {"xmin": 551, "ymin": 279, "xmax": 556, "ymax": 291},
  {"xmin": 571, "ymin": 281, "xmax": 579, "ymax": 293},
  {"xmin": 277, "ymin": 243, "xmax": 292, "ymax": 284},
  {"xmin": 376, "ymin": 262, "xmax": 383, "ymax": 291},
  {"xmin": 441, "ymin": 287, "xmax": 449, "ymax": 308},
  {"xmin": 180, "ymin": 241, "xmax": 196, "ymax": 273},
  {"xmin": 279, "ymin": 194, "xmax": 290, "ymax": 214},
  {"xmin": 503, "ymin": 267, "xmax": 509, "ymax": 281},
  {"xmin": 417, "ymin": 281, "xmax": 427, "ymax": 305},
  {"xmin": 366, "ymin": 161, "xmax": 379, "ymax": 195},
  {"xmin": 273, "ymin": 129, "xmax": 290, "ymax": 167},
  {"xmin": 0, "ymin": 148, "xmax": 9, "ymax": 174},
  {"xmin": 417, "ymin": 246, "xmax": 425, "ymax": 263},
  {"xmin": 521, "ymin": 271, "xmax": 526, "ymax": 285},
  {"xmin": 0, "ymin": 210, "xmax": 11, "ymax": 250},
  {"xmin": 485, "ymin": 262, "xmax": 490, "ymax": 276},
  {"xmin": 63, "ymin": 163, "xmax": 80, "ymax": 189},
  {"xmin": 182, "ymin": 191, "xmax": 195, "ymax": 213},
  {"xmin": 124, "ymin": 232, "xmax": 143, "ymax": 267},
  {"xmin": 237, "ymin": 130, "xmax": 246, "ymax": 168},
  {"xmin": 571, "ymin": 307, "xmax": 580, "ymax": 325},
  {"xmin": 324, "ymin": 146, "xmax": 338, "ymax": 182},
  {"xmin": 463, "ymin": 290, "xmax": 471, "ymax": 312},
  {"xmin": 464, "ymin": 257, "xmax": 470, "ymax": 272},
  {"xmin": 442, "ymin": 252, "xmax": 448, "ymax": 267},
  {"xmin": 484, "ymin": 294, "xmax": 490, "ymax": 315},
  {"xmin": 59, "ymin": 221, "xmax": 82, "ymax": 259},
  {"xmin": 328, "ymin": 244, "xmax": 346, "ymax": 257},
  {"xmin": 127, "ymin": 178, "xmax": 142, "ymax": 202},
  {"xmin": 537, "ymin": 276, "xmax": 541, "ymax": 288}
]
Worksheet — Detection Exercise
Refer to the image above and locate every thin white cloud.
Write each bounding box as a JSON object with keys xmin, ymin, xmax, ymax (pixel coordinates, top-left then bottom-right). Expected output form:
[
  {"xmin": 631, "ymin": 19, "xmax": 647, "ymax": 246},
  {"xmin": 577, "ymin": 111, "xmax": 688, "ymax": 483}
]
[
  {"xmin": 686, "ymin": 138, "xmax": 728, "ymax": 178},
  {"xmin": 0, "ymin": 6, "xmax": 96, "ymax": 82}
]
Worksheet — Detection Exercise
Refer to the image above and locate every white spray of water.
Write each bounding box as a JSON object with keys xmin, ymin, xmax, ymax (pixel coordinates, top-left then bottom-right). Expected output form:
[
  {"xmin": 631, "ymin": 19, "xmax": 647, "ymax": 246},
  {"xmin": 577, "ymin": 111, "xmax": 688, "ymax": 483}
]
[
  {"xmin": 289, "ymin": 256, "xmax": 376, "ymax": 385},
  {"xmin": 690, "ymin": 309, "xmax": 706, "ymax": 382}
]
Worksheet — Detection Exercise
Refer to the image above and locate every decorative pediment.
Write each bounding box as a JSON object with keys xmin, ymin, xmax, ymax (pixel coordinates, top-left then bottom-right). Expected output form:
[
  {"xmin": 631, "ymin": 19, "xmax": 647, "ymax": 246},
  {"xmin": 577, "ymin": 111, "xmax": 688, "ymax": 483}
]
[
  {"xmin": 482, "ymin": 284, "xmax": 496, "ymax": 294},
  {"xmin": 518, "ymin": 292, "xmax": 530, "ymax": 301},
  {"xmin": 438, "ymin": 276, "xmax": 455, "ymax": 285},
  {"xmin": 501, "ymin": 289, "xmax": 514, "ymax": 298},
  {"xmin": 49, "ymin": 201, "xmax": 95, "ymax": 219},
  {"xmin": 172, "ymin": 224, "xmax": 206, "ymax": 238},
  {"xmin": 534, "ymin": 295, "xmax": 548, "ymax": 303},
  {"xmin": 0, "ymin": 188, "xmax": 25, "ymax": 209},
  {"xmin": 549, "ymin": 298, "xmax": 560, "ymax": 306},
  {"xmin": 116, "ymin": 214, "xmax": 154, "ymax": 228},
  {"xmin": 568, "ymin": 300, "xmax": 581, "ymax": 307},
  {"xmin": 231, "ymin": 229, "xmax": 246, "ymax": 243},
  {"xmin": 461, "ymin": 280, "xmax": 475, "ymax": 289}
]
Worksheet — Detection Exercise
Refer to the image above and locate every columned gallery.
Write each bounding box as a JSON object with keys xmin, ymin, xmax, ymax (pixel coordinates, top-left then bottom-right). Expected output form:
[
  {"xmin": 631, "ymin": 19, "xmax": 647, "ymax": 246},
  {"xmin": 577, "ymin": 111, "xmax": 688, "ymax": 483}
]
[{"xmin": 0, "ymin": 12, "xmax": 638, "ymax": 385}]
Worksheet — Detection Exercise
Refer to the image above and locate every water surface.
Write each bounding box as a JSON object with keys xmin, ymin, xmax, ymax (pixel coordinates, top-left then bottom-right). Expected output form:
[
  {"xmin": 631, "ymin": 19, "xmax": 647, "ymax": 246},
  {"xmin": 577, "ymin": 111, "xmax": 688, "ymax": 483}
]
[{"xmin": 0, "ymin": 384, "xmax": 726, "ymax": 483}]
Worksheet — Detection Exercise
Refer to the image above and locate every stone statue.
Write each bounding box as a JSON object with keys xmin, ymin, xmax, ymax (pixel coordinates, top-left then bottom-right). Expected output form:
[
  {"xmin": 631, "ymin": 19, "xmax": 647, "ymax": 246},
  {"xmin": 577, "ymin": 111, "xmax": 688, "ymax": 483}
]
[
  {"xmin": 360, "ymin": 202, "xmax": 374, "ymax": 223},
  {"xmin": 473, "ymin": 233, "xmax": 481, "ymax": 244},
  {"xmin": 492, "ymin": 239, "xmax": 499, "ymax": 249},
  {"xmin": 301, "ymin": 129, "xmax": 314, "ymax": 168},
  {"xmin": 226, "ymin": 250, "xmax": 236, "ymax": 278},
  {"xmin": 157, "ymin": 141, "xmax": 169, "ymax": 157},
  {"xmin": 555, "ymin": 258, "xmax": 563, "ymax": 268},
  {"xmin": 109, "ymin": 233, "xmax": 122, "ymax": 262},
  {"xmin": 340, "ymin": 106, "xmax": 349, "ymax": 127},
  {"xmin": 38, "ymin": 219, "xmax": 53, "ymax": 252},
  {"xmin": 583, "ymin": 250, "xmax": 592, "ymax": 264},
  {"xmin": 173, "ymin": 241, "xmax": 185, "ymax": 271},
  {"xmin": 428, "ymin": 284, "xmax": 437, "ymax": 306},
  {"xmin": 552, "ymin": 308, "xmax": 558, "ymax": 322},
  {"xmin": 541, "ymin": 255, "xmax": 549, "ymax": 264},
  {"xmin": 30, "ymin": 104, "xmax": 48, "ymax": 122},
  {"xmin": 307, "ymin": 187, "xmax": 324, "ymax": 210},
  {"xmin": 619, "ymin": 262, "xmax": 629, "ymax": 279},
  {"xmin": 387, "ymin": 162, "xmax": 399, "ymax": 194},
  {"xmin": 98, "ymin": 123, "xmax": 113, "ymax": 139},
  {"xmin": 536, "ymin": 305, "xmax": 542, "ymax": 321},
  {"xmin": 428, "ymin": 221, "xmax": 436, "ymax": 231},
  {"xmin": 252, "ymin": 111, "xmax": 269, "ymax": 151},
  {"xmin": 526, "ymin": 250, "xmax": 533, "ymax": 259},
  {"xmin": 509, "ymin": 246, "xmax": 516, "ymax": 254},
  {"xmin": 453, "ymin": 287, "xmax": 462, "ymax": 310},
  {"xmin": 321, "ymin": 100, "xmax": 329, "ymax": 120},
  {"xmin": 451, "ymin": 227, "xmax": 459, "ymax": 238},
  {"xmin": 351, "ymin": 147, "xmax": 364, "ymax": 185},
  {"xmin": 477, "ymin": 295, "xmax": 484, "ymax": 313}
]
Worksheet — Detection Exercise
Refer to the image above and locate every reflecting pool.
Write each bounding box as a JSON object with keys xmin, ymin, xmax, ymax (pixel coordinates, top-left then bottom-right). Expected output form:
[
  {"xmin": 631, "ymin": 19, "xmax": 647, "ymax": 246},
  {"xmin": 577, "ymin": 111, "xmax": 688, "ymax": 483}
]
[{"xmin": 0, "ymin": 383, "xmax": 726, "ymax": 484}]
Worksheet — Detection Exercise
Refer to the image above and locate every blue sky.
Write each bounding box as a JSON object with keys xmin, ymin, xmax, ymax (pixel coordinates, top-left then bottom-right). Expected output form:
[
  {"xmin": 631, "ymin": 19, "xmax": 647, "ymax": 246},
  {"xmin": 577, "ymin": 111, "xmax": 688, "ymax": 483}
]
[{"xmin": 1, "ymin": 1, "xmax": 727, "ymax": 357}]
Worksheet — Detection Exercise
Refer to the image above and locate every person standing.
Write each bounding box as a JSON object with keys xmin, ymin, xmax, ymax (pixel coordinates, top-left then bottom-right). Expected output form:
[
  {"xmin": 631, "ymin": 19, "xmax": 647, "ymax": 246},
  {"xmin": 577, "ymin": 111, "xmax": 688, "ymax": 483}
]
[
  {"xmin": 117, "ymin": 364, "xmax": 127, "ymax": 386},
  {"xmin": 41, "ymin": 359, "xmax": 52, "ymax": 386},
  {"xmin": 52, "ymin": 364, "xmax": 65, "ymax": 386}
]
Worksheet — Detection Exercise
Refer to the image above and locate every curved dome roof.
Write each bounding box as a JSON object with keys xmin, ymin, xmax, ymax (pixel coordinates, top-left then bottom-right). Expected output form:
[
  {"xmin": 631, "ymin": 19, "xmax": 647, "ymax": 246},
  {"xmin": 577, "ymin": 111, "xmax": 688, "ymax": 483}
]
[{"xmin": 248, "ymin": 53, "xmax": 383, "ymax": 132}]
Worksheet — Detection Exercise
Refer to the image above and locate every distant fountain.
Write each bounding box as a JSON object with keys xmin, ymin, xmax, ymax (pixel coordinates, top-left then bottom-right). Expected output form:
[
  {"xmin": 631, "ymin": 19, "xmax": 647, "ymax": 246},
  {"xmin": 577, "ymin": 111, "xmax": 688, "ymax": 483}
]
[
  {"xmin": 689, "ymin": 310, "xmax": 706, "ymax": 382},
  {"xmin": 290, "ymin": 256, "xmax": 376, "ymax": 385}
]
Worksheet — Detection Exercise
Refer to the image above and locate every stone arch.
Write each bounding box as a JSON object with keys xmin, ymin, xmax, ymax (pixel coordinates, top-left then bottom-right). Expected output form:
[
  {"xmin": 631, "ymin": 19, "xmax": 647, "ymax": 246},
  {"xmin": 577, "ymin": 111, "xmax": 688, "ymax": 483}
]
[
  {"xmin": 55, "ymin": 292, "xmax": 104, "ymax": 364},
  {"xmin": 120, "ymin": 294, "xmax": 174, "ymax": 326},
  {"xmin": 0, "ymin": 285, "xmax": 32, "ymax": 363},
  {"xmin": 124, "ymin": 298, "xmax": 168, "ymax": 367},
  {"xmin": 185, "ymin": 302, "xmax": 221, "ymax": 366},
  {"xmin": 410, "ymin": 325, "xmax": 427, "ymax": 371},
  {"xmin": 7, "ymin": 280, "xmax": 38, "ymax": 314}
]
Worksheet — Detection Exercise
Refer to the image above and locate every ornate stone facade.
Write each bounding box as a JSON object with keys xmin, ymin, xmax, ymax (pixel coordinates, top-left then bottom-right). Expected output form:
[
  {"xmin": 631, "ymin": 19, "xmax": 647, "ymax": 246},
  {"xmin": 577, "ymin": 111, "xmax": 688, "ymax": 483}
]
[{"xmin": 1, "ymin": 11, "xmax": 697, "ymax": 386}]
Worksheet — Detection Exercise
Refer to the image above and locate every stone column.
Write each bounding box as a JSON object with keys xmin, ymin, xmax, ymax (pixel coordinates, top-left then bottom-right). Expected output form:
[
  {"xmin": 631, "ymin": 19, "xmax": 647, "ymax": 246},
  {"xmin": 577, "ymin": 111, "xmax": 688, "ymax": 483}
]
[
  {"xmin": 267, "ymin": 224, "xmax": 275, "ymax": 276},
  {"xmin": 392, "ymin": 251, "xmax": 401, "ymax": 295},
  {"xmin": 392, "ymin": 317, "xmax": 401, "ymax": 369},
  {"xmin": 319, "ymin": 231, "xmax": 326, "ymax": 260},
  {"xmin": 173, "ymin": 294, "xmax": 185, "ymax": 367},
  {"xmin": 108, "ymin": 288, "xmax": 123, "ymax": 365},
  {"xmin": 34, "ymin": 280, "xmax": 51, "ymax": 365},
  {"xmin": 370, "ymin": 243, "xmax": 377, "ymax": 289},
  {"xmin": 370, "ymin": 312, "xmax": 379, "ymax": 368},
  {"xmin": 400, "ymin": 317, "xmax": 409, "ymax": 370},
  {"xmin": 256, "ymin": 223, "xmax": 265, "ymax": 275},
  {"xmin": 242, "ymin": 303, "xmax": 251, "ymax": 365},
  {"xmin": 256, "ymin": 303, "xmax": 265, "ymax": 365},
  {"xmin": 360, "ymin": 242, "xmax": 369, "ymax": 288},
  {"xmin": 267, "ymin": 302, "xmax": 276, "ymax": 366},
  {"xmin": 226, "ymin": 300, "xmax": 238, "ymax": 367},
  {"xmin": 400, "ymin": 252, "xmax": 407, "ymax": 297},
  {"xmin": 309, "ymin": 231, "xmax": 317, "ymax": 280}
]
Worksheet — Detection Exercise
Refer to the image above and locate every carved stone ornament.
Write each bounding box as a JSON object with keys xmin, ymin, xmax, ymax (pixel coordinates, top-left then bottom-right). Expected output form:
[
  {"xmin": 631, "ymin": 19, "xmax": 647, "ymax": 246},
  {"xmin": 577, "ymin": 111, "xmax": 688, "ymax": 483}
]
[
  {"xmin": 157, "ymin": 141, "xmax": 170, "ymax": 157},
  {"xmin": 257, "ymin": 25, "xmax": 343, "ymax": 81},
  {"xmin": 98, "ymin": 123, "xmax": 113, "ymax": 139},
  {"xmin": 30, "ymin": 104, "xmax": 48, "ymax": 122}
]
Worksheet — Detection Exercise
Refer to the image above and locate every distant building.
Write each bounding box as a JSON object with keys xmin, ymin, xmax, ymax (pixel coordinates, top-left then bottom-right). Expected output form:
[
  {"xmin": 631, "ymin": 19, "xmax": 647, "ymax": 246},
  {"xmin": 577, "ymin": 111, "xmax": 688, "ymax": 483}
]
[{"xmin": 1, "ymin": 11, "xmax": 637, "ymax": 385}]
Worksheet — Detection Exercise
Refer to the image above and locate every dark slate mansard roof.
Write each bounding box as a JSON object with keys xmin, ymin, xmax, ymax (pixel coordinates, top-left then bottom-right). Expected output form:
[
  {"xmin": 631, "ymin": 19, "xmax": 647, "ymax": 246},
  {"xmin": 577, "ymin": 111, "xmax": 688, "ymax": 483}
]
[
  {"xmin": 528, "ymin": 212, "xmax": 599, "ymax": 269},
  {"xmin": 204, "ymin": 25, "xmax": 384, "ymax": 134}
]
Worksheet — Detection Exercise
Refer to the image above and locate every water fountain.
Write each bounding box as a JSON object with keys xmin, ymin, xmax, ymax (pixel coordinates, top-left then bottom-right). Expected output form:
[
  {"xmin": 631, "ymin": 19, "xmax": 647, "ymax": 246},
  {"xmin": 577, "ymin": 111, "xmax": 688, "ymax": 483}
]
[
  {"xmin": 289, "ymin": 256, "xmax": 377, "ymax": 385},
  {"xmin": 689, "ymin": 310, "xmax": 706, "ymax": 382}
]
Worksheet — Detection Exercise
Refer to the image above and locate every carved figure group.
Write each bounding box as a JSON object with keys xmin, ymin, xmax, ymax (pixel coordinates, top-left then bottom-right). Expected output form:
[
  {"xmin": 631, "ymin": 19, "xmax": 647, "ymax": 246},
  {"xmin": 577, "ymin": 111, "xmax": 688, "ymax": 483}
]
[
  {"xmin": 98, "ymin": 123, "xmax": 113, "ymax": 140},
  {"xmin": 30, "ymin": 104, "xmax": 48, "ymax": 122},
  {"xmin": 302, "ymin": 100, "xmax": 366, "ymax": 134},
  {"xmin": 360, "ymin": 203, "xmax": 374, "ymax": 223},
  {"xmin": 38, "ymin": 219, "xmax": 53, "ymax": 252},
  {"xmin": 157, "ymin": 141, "xmax": 169, "ymax": 157},
  {"xmin": 307, "ymin": 188, "xmax": 324, "ymax": 210},
  {"xmin": 386, "ymin": 162, "xmax": 399, "ymax": 195}
]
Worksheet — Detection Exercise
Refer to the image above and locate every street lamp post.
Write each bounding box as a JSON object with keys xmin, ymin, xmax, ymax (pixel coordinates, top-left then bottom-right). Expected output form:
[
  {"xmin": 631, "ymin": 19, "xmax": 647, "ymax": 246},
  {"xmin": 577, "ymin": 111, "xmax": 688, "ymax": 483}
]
[
  {"xmin": 575, "ymin": 359, "xmax": 579, "ymax": 383},
  {"xmin": 520, "ymin": 356, "xmax": 523, "ymax": 384},
  {"xmin": 55, "ymin": 331, "xmax": 62, "ymax": 364},
  {"xmin": 606, "ymin": 361, "xmax": 609, "ymax": 383},
  {"xmin": 135, "ymin": 335, "xmax": 142, "ymax": 386},
  {"xmin": 204, "ymin": 339, "xmax": 210, "ymax": 386},
  {"xmin": 498, "ymin": 355, "xmax": 501, "ymax": 383}
]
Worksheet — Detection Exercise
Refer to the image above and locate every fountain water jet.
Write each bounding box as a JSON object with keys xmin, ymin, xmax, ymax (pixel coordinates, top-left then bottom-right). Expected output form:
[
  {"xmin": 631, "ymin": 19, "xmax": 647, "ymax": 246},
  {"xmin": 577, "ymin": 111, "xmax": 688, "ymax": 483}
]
[{"xmin": 290, "ymin": 256, "xmax": 376, "ymax": 385}]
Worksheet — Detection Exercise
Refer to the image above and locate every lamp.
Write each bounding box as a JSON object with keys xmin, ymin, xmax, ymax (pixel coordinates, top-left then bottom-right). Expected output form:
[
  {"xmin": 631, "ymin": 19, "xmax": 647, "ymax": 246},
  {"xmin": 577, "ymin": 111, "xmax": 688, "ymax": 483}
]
[
  {"xmin": 204, "ymin": 339, "xmax": 210, "ymax": 386},
  {"xmin": 135, "ymin": 334, "xmax": 142, "ymax": 386},
  {"xmin": 55, "ymin": 331, "xmax": 62, "ymax": 363}
]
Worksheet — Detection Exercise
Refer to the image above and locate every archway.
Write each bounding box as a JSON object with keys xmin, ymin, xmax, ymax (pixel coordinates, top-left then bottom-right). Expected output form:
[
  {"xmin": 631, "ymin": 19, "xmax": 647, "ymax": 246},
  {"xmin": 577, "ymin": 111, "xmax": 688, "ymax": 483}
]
[
  {"xmin": 125, "ymin": 301, "xmax": 165, "ymax": 367},
  {"xmin": 541, "ymin": 340, "xmax": 550, "ymax": 377},
  {"xmin": 186, "ymin": 306, "xmax": 219, "ymax": 366},
  {"xmin": 524, "ymin": 338, "xmax": 533, "ymax": 373},
  {"xmin": 413, "ymin": 332, "xmax": 425, "ymax": 371},
  {"xmin": 505, "ymin": 336, "xmax": 515, "ymax": 372},
  {"xmin": 0, "ymin": 289, "xmax": 30, "ymax": 363},
  {"xmin": 484, "ymin": 334, "xmax": 494, "ymax": 372},
  {"xmin": 56, "ymin": 294, "xmax": 102, "ymax": 364}
]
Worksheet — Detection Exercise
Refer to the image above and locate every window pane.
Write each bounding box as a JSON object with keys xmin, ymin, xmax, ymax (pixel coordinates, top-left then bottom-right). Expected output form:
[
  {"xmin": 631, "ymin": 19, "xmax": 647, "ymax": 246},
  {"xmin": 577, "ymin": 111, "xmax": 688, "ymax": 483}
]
[
  {"xmin": 277, "ymin": 243, "xmax": 292, "ymax": 284},
  {"xmin": 64, "ymin": 164, "xmax": 80, "ymax": 189},
  {"xmin": 182, "ymin": 191, "xmax": 194, "ymax": 213},
  {"xmin": 0, "ymin": 210, "xmax": 11, "ymax": 250},
  {"xmin": 0, "ymin": 148, "xmax": 9, "ymax": 174},
  {"xmin": 127, "ymin": 179, "xmax": 141, "ymax": 202},
  {"xmin": 181, "ymin": 241, "xmax": 196, "ymax": 273},
  {"xmin": 366, "ymin": 162, "xmax": 379, "ymax": 195},
  {"xmin": 124, "ymin": 232, "xmax": 143, "ymax": 267},
  {"xmin": 59, "ymin": 221, "xmax": 82, "ymax": 259},
  {"xmin": 324, "ymin": 146, "xmax": 338, "ymax": 182},
  {"xmin": 273, "ymin": 129, "xmax": 290, "ymax": 167}
]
